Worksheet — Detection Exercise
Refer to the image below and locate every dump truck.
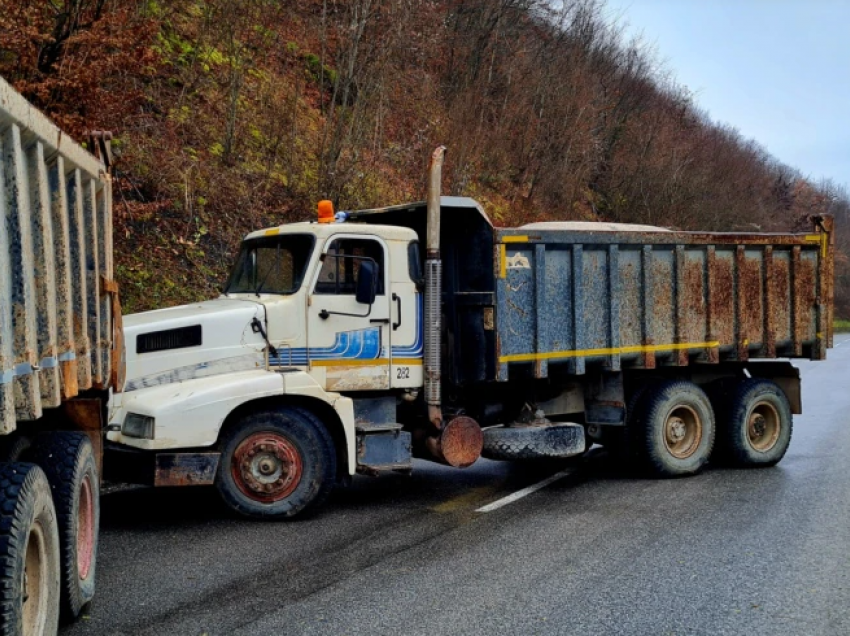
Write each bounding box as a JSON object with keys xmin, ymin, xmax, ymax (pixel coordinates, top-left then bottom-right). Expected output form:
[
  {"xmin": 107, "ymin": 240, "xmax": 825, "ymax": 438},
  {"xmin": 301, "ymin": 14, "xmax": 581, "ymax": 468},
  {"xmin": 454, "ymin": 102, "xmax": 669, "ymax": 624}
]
[
  {"xmin": 106, "ymin": 146, "xmax": 834, "ymax": 519},
  {"xmin": 0, "ymin": 76, "xmax": 121, "ymax": 634}
]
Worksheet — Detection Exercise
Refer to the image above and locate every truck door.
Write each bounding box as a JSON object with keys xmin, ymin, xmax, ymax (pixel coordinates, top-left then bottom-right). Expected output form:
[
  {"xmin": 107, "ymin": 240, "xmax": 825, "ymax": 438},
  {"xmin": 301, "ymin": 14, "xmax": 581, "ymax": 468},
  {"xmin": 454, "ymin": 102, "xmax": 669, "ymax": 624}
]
[
  {"xmin": 307, "ymin": 235, "xmax": 392, "ymax": 391},
  {"xmin": 389, "ymin": 240, "xmax": 424, "ymax": 389}
]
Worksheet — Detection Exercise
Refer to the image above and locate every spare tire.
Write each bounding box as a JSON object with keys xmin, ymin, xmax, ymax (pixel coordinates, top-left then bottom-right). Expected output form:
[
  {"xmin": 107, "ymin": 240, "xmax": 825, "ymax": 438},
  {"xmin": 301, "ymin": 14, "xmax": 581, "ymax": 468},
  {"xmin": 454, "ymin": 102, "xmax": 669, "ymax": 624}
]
[
  {"xmin": 482, "ymin": 424, "xmax": 585, "ymax": 461},
  {"xmin": 29, "ymin": 432, "xmax": 99, "ymax": 621},
  {"xmin": 0, "ymin": 463, "xmax": 61, "ymax": 636}
]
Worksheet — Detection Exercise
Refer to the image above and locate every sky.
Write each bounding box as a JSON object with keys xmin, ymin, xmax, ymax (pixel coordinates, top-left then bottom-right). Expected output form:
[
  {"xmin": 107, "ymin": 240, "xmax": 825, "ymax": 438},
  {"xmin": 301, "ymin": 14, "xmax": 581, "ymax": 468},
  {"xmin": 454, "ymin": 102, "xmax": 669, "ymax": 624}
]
[{"xmin": 603, "ymin": 0, "xmax": 850, "ymax": 190}]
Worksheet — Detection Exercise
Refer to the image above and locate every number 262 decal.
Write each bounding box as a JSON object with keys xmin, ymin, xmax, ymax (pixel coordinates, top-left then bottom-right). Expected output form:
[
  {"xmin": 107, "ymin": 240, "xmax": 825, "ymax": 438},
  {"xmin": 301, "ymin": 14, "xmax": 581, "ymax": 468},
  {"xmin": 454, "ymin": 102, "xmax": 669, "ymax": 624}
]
[{"xmin": 396, "ymin": 367, "xmax": 410, "ymax": 379}]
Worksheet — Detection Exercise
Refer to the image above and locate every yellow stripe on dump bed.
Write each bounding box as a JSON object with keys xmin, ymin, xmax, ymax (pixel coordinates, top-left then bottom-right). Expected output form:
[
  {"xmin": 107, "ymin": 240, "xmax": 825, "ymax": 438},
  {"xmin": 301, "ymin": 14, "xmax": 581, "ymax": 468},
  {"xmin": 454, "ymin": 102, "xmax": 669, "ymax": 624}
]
[
  {"xmin": 502, "ymin": 235, "xmax": 529, "ymax": 243},
  {"xmin": 499, "ymin": 341, "xmax": 721, "ymax": 364}
]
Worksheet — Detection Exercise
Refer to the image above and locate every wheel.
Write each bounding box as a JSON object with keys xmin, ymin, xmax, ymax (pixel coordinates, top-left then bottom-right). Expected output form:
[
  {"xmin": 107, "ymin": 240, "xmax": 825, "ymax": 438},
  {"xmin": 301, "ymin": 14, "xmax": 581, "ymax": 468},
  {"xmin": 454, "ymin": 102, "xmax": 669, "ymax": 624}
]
[
  {"xmin": 0, "ymin": 463, "xmax": 61, "ymax": 636},
  {"xmin": 29, "ymin": 432, "xmax": 99, "ymax": 621},
  {"xmin": 216, "ymin": 408, "xmax": 336, "ymax": 519},
  {"xmin": 0, "ymin": 436, "xmax": 32, "ymax": 463},
  {"xmin": 631, "ymin": 380, "xmax": 715, "ymax": 477},
  {"xmin": 716, "ymin": 379, "xmax": 792, "ymax": 467},
  {"xmin": 481, "ymin": 424, "xmax": 585, "ymax": 461}
]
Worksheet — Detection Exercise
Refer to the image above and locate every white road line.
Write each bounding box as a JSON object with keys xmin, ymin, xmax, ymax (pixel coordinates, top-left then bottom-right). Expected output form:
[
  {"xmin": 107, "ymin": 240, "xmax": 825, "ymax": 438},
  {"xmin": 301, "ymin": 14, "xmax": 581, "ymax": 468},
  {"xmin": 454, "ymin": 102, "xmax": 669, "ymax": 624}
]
[{"xmin": 476, "ymin": 468, "xmax": 575, "ymax": 513}]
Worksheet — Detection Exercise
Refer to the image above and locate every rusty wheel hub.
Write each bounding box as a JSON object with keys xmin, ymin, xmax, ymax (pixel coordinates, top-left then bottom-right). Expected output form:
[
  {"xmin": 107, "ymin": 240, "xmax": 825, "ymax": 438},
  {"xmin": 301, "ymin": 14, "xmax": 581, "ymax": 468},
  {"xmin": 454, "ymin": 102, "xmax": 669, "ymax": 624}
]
[
  {"xmin": 663, "ymin": 405, "xmax": 702, "ymax": 459},
  {"xmin": 231, "ymin": 433, "xmax": 303, "ymax": 503},
  {"xmin": 747, "ymin": 402, "xmax": 780, "ymax": 452}
]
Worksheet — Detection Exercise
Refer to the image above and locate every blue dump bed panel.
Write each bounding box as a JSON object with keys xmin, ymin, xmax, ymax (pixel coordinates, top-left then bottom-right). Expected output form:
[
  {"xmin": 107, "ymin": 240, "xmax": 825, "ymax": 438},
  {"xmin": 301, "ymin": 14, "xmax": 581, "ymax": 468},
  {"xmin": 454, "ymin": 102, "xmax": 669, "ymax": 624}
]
[{"xmin": 493, "ymin": 222, "xmax": 834, "ymax": 381}]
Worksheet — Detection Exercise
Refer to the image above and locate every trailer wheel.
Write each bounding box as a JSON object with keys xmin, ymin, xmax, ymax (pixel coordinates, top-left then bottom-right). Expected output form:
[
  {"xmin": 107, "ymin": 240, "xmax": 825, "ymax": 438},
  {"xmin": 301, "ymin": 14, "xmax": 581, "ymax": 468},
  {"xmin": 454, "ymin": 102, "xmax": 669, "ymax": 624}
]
[
  {"xmin": 0, "ymin": 463, "xmax": 60, "ymax": 636},
  {"xmin": 632, "ymin": 381, "xmax": 715, "ymax": 477},
  {"xmin": 716, "ymin": 379, "xmax": 792, "ymax": 467},
  {"xmin": 29, "ymin": 433, "xmax": 99, "ymax": 622},
  {"xmin": 217, "ymin": 407, "xmax": 336, "ymax": 519}
]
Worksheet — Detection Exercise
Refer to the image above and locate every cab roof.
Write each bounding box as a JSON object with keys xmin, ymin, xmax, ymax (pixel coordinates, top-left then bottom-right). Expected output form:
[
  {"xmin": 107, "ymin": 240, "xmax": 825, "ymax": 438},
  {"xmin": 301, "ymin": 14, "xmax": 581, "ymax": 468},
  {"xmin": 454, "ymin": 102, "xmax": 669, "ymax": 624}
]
[{"xmin": 245, "ymin": 220, "xmax": 418, "ymax": 242}]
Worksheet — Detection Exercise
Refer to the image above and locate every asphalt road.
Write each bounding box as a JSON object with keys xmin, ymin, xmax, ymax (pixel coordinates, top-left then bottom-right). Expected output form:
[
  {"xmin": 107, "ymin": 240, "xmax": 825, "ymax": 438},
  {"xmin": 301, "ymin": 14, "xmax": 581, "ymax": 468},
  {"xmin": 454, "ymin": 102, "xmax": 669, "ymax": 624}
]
[{"xmin": 65, "ymin": 335, "xmax": 850, "ymax": 636}]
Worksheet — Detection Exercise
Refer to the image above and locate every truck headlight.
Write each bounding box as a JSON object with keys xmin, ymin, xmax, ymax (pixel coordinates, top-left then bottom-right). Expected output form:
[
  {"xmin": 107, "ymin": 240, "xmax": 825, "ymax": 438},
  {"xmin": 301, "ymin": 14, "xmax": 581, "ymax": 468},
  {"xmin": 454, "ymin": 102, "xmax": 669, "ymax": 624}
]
[{"xmin": 123, "ymin": 413, "xmax": 155, "ymax": 439}]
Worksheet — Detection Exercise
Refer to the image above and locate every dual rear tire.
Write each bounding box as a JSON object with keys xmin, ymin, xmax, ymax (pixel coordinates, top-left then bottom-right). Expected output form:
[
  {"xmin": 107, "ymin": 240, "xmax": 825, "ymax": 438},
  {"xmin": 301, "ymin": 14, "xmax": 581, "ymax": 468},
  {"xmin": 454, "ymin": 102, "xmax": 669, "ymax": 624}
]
[
  {"xmin": 626, "ymin": 378, "xmax": 792, "ymax": 477},
  {"xmin": 0, "ymin": 432, "xmax": 98, "ymax": 636}
]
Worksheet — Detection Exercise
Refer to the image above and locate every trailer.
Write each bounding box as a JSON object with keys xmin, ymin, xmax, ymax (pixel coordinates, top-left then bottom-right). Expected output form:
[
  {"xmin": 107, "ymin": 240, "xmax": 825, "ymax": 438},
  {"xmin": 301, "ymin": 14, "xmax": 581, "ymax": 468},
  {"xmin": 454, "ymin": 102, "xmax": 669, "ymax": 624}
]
[
  {"xmin": 0, "ymin": 75, "xmax": 121, "ymax": 634},
  {"xmin": 106, "ymin": 147, "xmax": 833, "ymax": 519}
]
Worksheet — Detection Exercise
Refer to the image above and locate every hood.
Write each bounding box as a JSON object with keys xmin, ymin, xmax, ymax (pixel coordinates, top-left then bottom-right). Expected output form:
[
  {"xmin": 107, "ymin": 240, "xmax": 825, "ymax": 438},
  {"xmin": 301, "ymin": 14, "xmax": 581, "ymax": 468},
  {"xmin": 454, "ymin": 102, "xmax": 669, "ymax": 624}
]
[{"xmin": 123, "ymin": 297, "xmax": 268, "ymax": 392}]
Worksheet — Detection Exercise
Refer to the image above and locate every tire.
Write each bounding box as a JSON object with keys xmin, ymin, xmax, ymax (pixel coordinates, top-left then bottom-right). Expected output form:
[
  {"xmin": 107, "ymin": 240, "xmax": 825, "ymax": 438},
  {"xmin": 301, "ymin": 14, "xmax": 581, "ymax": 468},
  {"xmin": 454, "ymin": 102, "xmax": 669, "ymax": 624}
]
[
  {"xmin": 0, "ymin": 463, "xmax": 61, "ymax": 636},
  {"xmin": 631, "ymin": 380, "xmax": 715, "ymax": 477},
  {"xmin": 216, "ymin": 408, "xmax": 336, "ymax": 519},
  {"xmin": 0, "ymin": 436, "xmax": 32, "ymax": 464},
  {"xmin": 482, "ymin": 424, "xmax": 585, "ymax": 461},
  {"xmin": 29, "ymin": 432, "xmax": 99, "ymax": 622},
  {"xmin": 716, "ymin": 379, "xmax": 792, "ymax": 467}
]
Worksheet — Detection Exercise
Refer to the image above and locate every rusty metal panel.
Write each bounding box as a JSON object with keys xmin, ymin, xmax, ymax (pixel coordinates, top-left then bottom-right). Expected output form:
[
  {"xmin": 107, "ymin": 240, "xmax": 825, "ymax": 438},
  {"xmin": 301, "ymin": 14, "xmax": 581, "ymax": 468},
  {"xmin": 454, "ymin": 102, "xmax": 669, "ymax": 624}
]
[
  {"xmin": 28, "ymin": 141, "xmax": 61, "ymax": 408},
  {"xmin": 155, "ymin": 453, "xmax": 220, "ymax": 487},
  {"xmin": 3, "ymin": 123, "xmax": 42, "ymax": 422},
  {"xmin": 0, "ymin": 75, "xmax": 113, "ymax": 435},
  {"xmin": 49, "ymin": 157, "xmax": 78, "ymax": 400},
  {"xmin": 83, "ymin": 176, "xmax": 102, "ymax": 386},
  {"xmin": 68, "ymin": 168, "xmax": 92, "ymax": 390},
  {"xmin": 493, "ymin": 218, "xmax": 832, "ymax": 378}
]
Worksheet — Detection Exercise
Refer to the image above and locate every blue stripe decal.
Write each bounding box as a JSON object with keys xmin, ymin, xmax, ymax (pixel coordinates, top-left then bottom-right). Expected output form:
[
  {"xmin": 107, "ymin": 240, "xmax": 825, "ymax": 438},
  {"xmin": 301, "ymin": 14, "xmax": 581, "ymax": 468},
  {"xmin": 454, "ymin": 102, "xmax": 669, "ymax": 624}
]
[
  {"xmin": 58, "ymin": 351, "xmax": 76, "ymax": 362},
  {"xmin": 40, "ymin": 357, "xmax": 58, "ymax": 370},
  {"xmin": 270, "ymin": 327, "xmax": 382, "ymax": 367},
  {"xmin": 391, "ymin": 295, "xmax": 424, "ymax": 357},
  {"xmin": 0, "ymin": 370, "xmax": 14, "ymax": 385}
]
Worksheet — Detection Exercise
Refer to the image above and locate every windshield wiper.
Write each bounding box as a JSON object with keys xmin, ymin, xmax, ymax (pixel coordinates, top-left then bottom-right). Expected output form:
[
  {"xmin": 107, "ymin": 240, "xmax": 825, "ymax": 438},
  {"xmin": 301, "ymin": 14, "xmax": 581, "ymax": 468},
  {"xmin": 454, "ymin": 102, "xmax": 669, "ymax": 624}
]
[{"xmin": 253, "ymin": 244, "xmax": 280, "ymax": 297}]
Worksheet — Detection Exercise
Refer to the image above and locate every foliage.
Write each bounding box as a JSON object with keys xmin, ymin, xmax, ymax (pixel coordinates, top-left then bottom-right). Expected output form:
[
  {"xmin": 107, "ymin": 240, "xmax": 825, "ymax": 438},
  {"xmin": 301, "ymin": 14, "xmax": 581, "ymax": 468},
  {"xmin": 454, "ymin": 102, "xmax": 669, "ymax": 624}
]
[{"xmin": 0, "ymin": 0, "xmax": 847, "ymax": 315}]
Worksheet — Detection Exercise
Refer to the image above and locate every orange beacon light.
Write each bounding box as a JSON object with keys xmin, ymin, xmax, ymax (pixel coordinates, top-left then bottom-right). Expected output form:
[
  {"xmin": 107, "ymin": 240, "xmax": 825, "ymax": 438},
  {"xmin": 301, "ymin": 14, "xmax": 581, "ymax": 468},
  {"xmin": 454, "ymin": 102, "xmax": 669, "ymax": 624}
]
[{"xmin": 317, "ymin": 200, "xmax": 335, "ymax": 223}]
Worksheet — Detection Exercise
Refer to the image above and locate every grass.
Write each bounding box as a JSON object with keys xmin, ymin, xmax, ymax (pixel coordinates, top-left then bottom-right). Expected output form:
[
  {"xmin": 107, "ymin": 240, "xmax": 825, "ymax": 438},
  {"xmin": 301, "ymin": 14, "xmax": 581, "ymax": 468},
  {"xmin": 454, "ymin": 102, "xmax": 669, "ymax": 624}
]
[{"xmin": 834, "ymin": 319, "xmax": 850, "ymax": 333}]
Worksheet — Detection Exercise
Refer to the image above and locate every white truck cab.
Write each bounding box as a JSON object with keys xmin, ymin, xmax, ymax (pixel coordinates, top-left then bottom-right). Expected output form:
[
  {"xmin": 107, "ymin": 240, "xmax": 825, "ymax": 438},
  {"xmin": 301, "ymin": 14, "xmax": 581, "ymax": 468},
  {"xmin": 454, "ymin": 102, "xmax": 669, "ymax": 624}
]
[{"xmin": 107, "ymin": 211, "xmax": 429, "ymax": 517}]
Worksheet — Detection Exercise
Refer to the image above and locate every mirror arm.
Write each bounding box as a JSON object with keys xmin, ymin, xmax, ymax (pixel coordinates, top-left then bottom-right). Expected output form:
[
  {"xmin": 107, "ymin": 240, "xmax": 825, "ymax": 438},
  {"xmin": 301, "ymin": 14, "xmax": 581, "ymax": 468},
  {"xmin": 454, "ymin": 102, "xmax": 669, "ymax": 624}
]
[{"xmin": 318, "ymin": 303, "xmax": 373, "ymax": 320}]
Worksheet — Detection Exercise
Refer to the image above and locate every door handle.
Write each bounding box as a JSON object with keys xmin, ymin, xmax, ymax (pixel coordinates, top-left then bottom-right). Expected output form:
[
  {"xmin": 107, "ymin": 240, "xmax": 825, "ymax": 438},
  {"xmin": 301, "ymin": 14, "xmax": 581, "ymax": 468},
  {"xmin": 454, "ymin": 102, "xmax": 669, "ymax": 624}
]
[{"xmin": 392, "ymin": 293, "xmax": 401, "ymax": 331}]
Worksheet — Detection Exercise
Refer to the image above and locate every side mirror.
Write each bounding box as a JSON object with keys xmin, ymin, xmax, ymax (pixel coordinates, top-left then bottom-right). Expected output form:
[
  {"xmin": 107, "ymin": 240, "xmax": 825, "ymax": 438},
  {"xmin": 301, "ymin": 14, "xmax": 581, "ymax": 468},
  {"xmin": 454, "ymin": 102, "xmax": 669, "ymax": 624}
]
[{"xmin": 356, "ymin": 260, "xmax": 378, "ymax": 305}]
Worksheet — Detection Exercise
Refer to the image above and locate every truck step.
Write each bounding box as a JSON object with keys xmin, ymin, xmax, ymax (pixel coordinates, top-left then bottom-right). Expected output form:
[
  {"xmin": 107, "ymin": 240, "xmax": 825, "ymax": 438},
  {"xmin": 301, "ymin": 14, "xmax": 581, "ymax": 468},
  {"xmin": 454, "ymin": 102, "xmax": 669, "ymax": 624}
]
[{"xmin": 355, "ymin": 426, "xmax": 412, "ymax": 474}]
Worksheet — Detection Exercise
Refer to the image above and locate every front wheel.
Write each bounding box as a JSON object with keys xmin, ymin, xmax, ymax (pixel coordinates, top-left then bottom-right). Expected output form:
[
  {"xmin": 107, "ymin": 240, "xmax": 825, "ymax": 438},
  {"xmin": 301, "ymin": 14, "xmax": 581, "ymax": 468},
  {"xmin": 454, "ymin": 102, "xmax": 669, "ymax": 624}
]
[{"xmin": 216, "ymin": 408, "xmax": 337, "ymax": 519}]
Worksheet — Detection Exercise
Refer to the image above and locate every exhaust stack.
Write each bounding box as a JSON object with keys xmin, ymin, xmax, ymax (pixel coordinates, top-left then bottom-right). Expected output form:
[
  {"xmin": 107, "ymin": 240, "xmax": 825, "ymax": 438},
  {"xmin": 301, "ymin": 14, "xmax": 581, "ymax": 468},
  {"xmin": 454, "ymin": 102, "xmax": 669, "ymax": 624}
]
[
  {"xmin": 417, "ymin": 146, "xmax": 484, "ymax": 468},
  {"xmin": 424, "ymin": 146, "xmax": 446, "ymax": 429}
]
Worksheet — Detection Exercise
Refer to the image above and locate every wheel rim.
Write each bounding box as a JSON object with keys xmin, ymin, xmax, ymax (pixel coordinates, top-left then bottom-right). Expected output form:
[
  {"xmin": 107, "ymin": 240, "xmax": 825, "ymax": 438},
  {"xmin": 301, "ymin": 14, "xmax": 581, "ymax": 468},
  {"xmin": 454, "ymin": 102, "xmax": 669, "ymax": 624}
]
[
  {"xmin": 22, "ymin": 521, "xmax": 48, "ymax": 636},
  {"xmin": 77, "ymin": 475, "xmax": 94, "ymax": 580},
  {"xmin": 231, "ymin": 433, "xmax": 303, "ymax": 503},
  {"xmin": 747, "ymin": 402, "xmax": 780, "ymax": 452},
  {"xmin": 663, "ymin": 405, "xmax": 702, "ymax": 459}
]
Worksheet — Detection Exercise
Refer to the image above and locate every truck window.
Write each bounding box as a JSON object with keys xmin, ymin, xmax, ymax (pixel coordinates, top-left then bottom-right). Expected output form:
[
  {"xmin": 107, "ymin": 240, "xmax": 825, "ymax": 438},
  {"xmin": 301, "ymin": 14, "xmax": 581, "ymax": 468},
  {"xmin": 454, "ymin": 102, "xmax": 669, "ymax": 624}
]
[
  {"xmin": 224, "ymin": 234, "xmax": 314, "ymax": 295},
  {"xmin": 315, "ymin": 238, "xmax": 385, "ymax": 295},
  {"xmin": 408, "ymin": 241, "xmax": 423, "ymax": 286}
]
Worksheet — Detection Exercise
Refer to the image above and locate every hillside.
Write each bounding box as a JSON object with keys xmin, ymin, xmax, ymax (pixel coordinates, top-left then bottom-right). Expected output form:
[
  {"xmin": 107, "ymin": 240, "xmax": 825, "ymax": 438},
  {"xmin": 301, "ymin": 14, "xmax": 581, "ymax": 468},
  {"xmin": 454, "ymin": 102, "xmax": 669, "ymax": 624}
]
[{"xmin": 1, "ymin": 0, "xmax": 847, "ymax": 316}]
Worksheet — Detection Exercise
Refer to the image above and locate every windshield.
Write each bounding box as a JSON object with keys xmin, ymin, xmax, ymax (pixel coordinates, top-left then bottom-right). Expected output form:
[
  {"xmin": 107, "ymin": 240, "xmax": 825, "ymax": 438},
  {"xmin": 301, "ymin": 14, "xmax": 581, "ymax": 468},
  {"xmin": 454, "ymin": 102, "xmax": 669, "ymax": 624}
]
[{"xmin": 224, "ymin": 234, "xmax": 315, "ymax": 295}]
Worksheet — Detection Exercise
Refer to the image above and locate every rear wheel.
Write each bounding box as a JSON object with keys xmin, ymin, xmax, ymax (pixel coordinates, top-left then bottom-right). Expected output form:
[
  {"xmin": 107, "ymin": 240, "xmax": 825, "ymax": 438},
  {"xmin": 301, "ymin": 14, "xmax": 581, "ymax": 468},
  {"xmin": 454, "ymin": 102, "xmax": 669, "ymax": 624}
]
[
  {"xmin": 632, "ymin": 380, "xmax": 715, "ymax": 477},
  {"xmin": 716, "ymin": 379, "xmax": 792, "ymax": 467},
  {"xmin": 29, "ymin": 432, "xmax": 99, "ymax": 621},
  {"xmin": 0, "ymin": 463, "xmax": 60, "ymax": 636},
  {"xmin": 216, "ymin": 408, "xmax": 336, "ymax": 519}
]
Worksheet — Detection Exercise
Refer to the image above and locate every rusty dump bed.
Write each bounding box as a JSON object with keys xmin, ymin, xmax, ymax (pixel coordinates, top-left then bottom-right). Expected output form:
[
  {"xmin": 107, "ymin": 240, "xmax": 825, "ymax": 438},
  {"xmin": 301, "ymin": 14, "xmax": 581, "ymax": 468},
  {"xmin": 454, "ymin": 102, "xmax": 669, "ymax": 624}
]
[
  {"xmin": 0, "ymin": 75, "xmax": 117, "ymax": 433},
  {"xmin": 494, "ymin": 218, "xmax": 834, "ymax": 381}
]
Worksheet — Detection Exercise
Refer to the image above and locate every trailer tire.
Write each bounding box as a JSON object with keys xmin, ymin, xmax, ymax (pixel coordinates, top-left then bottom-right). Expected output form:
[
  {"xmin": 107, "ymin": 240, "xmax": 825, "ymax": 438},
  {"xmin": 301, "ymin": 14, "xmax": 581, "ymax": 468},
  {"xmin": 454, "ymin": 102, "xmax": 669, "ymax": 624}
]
[
  {"xmin": 29, "ymin": 433, "xmax": 99, "ymax": 622},
  {"xmin": 482, "ymin": 424, "xmax": 585, "ymax": 461},
  {"xmin": 716, "ymin": 379, "xmax": 792, "ymax": 467},
  {"xmin": 632, "ymin": 381, "xmax": 715, "ymax": 477},
  {"xmin": 217, "ymin": 407, "xmax": 336, "ymax": 519},
  {"xmin": 0, "ymin": 463, "xmax": 60, "ymax": 636}
]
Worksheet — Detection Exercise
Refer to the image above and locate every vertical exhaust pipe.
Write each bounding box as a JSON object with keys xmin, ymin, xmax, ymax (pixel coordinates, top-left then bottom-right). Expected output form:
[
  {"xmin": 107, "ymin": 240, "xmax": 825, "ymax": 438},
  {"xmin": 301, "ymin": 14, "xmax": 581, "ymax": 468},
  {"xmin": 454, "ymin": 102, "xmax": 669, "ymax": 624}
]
[
  {"xmin": 417, "ymin": 147, "xmax": 484, "ymax": 469},
  {"xmin": 425, "ymin": 146, "xmax": 446, "ymax": 429}
]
